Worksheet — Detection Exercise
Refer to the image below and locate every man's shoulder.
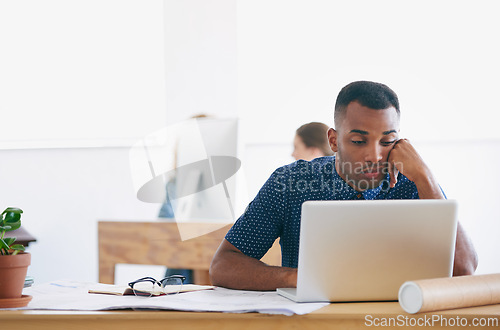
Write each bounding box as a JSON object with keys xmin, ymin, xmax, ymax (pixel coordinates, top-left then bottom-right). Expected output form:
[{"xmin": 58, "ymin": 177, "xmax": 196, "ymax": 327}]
[{"xmin": 274, "ymin": 156, "xmax": 335, "ymax": 178}]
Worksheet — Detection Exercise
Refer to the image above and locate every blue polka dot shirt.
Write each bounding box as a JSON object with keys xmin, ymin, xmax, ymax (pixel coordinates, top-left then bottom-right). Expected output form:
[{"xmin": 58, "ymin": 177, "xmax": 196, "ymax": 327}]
[{"xmin": 225, "ymin": 156, "xmax": 422, "ymax": 268}]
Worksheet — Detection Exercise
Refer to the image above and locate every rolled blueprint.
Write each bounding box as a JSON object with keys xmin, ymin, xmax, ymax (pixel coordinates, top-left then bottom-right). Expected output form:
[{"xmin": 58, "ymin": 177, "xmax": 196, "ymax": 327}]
[{"xmin": 399, "ymin": 273, "xmax": 500, "ymax": 314}]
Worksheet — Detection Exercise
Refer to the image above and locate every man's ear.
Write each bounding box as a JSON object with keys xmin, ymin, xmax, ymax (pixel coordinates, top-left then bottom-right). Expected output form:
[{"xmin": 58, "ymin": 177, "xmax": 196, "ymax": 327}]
[{"xmin": 327, "ymin": 128, "xmax": 338, "ymax": 153}]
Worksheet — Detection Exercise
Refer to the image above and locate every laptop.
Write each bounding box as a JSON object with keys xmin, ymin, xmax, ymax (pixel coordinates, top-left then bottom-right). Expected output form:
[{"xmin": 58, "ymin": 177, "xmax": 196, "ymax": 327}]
[{"xmin": 277, "ymin": 199, "xmax": 458, "ymax": 302}]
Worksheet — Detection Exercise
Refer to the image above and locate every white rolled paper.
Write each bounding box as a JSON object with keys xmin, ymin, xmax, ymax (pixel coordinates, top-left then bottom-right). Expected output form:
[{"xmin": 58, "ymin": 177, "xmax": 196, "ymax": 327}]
[{"xmin": 399, "ymin": 273, "xmax": 500, "ymax": 314}]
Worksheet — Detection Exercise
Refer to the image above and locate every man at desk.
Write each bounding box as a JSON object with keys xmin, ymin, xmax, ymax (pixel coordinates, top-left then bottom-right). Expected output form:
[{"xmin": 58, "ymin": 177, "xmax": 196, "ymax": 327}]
[{"xmin": 210, "ymin": 80, "xmax": 478, "ymax": 290}]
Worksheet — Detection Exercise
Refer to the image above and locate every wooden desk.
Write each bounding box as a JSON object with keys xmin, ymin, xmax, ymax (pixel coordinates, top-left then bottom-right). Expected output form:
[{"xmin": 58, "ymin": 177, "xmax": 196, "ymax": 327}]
[
  {"xmin": 98, "ymin": 221, "xmax": 281, "ymax": 285},
  {"xmin": 2, "ymin": 302, "xmax": 499, "ymax": 330}
]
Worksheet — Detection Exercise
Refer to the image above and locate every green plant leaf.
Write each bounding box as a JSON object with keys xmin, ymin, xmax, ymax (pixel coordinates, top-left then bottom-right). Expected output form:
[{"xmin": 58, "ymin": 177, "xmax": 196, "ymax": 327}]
[
  {"xmin": 3, "ymin": 220, "xmax": 20, "ymax": 231},
  {"xmin": 3, "ymin": 237, "xmax": 15, "ymax": 247},
  {"xmin": 0, "ymin": 238, "xmax": 10, "ymax": 251},
  {"xmin": 0, "ymin": 225, "xmax": 12, "ymax": 231},
  {"xmin": 1, "ymin": 207, "xmax": 23, "ymax": 215},
  {"xmin": 10, "ymin": 244, "xmax": 25, "ymax": 252},
  {"xmin": 4, "ymin": 211, "xmax": 21, "ymax": 223}
]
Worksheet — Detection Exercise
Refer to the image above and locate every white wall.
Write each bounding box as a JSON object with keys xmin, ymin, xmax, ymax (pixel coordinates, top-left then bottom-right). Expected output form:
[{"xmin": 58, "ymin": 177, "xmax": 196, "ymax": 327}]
[
  {"xmin": 0, "ymin": 0, "xmax": 168, "ymax": 284},
  {"xmin": 415, "ymin": 140, "xmax": 500, "ymax": 275},
  {"xmin": 164, "ymin": 0, "xmax": 237, "ymax": 124},
  {"xmin": 237, "ymin": 0, "xmax": 500, "ymax": 144},
  {"xmin": 0, "ymin": 0, "xmax": 166, "ymax": 148},
  {"xmin": 0, "ymin": 147, "xmax": 159, "ymax": 284}
]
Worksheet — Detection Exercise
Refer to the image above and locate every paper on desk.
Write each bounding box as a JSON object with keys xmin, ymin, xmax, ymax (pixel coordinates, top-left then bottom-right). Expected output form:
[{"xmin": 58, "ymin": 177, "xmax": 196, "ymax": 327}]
[{"xmin": 20, "ymin": 280, "xmax": 328, "ymax": 316}]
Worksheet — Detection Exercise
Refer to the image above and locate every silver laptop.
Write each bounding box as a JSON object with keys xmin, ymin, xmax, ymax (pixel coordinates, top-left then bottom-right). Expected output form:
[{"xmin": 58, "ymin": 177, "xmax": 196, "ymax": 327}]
[{"xmin": 277, "ymin": 199, "xmax": 458, "ymax": 302}]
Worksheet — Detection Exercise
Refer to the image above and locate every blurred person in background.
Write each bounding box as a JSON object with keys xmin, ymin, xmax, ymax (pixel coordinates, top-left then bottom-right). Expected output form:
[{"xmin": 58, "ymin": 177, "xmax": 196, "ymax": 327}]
[
  {"xmin": 292, "ymin": 122, "xmax": 334, "ymax": 161},
  {"xmin": 158, "ymin": 114, "xmax": 209, "ymax": 283}
]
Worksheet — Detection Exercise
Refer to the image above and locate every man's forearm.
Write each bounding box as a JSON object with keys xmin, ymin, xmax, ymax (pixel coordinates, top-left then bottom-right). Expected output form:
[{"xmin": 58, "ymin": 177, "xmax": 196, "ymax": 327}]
[
  {"xmin": 453, "ymin": 222, "xmax": 478, "ymax": 276},
  {"xmin": 413, "ymin": 170, "xmax": 445, "ymax": 200},
  {"xmin": 210, "ymin": 241, "xmax": 297, "ymax": 290}
]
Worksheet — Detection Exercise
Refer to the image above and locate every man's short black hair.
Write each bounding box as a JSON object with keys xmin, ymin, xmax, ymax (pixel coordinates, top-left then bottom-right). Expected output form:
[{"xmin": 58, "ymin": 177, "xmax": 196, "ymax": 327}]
[{"xmin": 334, "ymin": 81, "xmax": 400, "ymax": 128}]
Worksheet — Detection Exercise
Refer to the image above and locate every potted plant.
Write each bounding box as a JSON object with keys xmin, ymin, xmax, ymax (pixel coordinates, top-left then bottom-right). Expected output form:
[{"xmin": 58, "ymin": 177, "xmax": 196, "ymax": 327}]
[{"xmin": 0, "ymin": 207, "xmax": 31, "ymax": 307}]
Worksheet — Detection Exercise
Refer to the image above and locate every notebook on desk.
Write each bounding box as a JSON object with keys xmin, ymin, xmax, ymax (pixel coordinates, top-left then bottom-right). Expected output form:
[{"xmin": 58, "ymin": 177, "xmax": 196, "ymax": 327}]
[{"xmin": 277, "ymin": 199, "xmax": 458, "ymax": 303}]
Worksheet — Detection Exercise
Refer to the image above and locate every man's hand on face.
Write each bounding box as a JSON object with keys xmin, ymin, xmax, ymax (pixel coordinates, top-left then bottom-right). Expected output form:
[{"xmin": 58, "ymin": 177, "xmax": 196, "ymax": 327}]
[{"xmin": 387, "ymin": 138, "xmax": 430, "ymax": 188}]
